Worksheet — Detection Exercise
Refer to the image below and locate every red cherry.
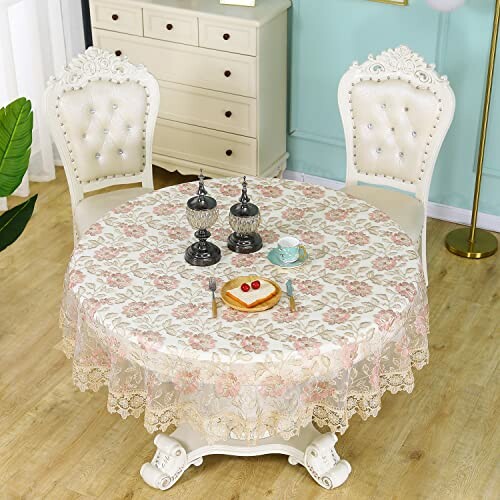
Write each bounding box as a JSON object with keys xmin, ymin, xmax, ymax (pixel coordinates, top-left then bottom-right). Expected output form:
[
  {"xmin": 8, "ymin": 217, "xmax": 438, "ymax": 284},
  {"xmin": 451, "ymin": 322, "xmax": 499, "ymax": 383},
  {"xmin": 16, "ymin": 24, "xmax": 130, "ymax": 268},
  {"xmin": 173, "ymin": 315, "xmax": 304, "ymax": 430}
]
[
  {"xmin": 251, "ymin": 280, "xmax": 261, "ymax": 290},
  {"xmin": 240, "ymin": 283, "xmax": 250, "ymax": 292}
]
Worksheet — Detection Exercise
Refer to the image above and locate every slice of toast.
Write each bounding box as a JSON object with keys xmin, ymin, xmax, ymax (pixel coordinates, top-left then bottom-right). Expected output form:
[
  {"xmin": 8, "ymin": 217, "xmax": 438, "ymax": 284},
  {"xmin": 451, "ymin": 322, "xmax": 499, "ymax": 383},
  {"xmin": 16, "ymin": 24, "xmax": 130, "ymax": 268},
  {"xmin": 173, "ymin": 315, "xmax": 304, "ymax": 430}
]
[{"xmin": 226, "ymin": 280, "xmax": 277, "ymax": 308}]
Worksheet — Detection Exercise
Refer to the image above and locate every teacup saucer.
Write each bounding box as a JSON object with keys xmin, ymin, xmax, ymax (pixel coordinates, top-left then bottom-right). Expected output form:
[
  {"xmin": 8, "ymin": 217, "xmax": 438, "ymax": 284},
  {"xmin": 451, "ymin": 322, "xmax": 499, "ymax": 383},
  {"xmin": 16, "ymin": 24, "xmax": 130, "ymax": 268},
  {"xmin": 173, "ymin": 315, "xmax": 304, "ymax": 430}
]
[{"xmin": 267, "ymin": 246, "xmax": 308, "ymax": 268}]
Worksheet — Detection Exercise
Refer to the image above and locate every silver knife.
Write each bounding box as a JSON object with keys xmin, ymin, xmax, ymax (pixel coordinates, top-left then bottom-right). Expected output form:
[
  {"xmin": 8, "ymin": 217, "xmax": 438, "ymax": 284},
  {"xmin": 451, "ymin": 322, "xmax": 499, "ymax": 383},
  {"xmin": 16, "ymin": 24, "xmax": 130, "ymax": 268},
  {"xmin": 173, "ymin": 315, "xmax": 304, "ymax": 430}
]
[{"xmin": 286, "ymin": 279, "xmax": 296, "ymax": 312}]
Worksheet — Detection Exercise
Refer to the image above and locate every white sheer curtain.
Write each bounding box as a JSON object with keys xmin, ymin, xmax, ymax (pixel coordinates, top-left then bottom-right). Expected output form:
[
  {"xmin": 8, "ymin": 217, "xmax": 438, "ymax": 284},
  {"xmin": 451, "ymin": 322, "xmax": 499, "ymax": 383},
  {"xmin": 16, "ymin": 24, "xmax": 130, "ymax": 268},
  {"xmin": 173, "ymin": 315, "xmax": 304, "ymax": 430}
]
[{"xmin": 0, "ymin": 0, "xmax": 85, "ymax": 210}]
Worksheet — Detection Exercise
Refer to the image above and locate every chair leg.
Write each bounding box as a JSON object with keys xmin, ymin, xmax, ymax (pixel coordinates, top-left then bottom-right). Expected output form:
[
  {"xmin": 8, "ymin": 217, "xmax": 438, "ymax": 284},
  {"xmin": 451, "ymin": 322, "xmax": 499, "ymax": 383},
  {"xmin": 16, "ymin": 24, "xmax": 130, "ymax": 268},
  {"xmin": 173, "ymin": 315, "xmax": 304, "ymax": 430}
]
[{"xmin": 421, "ymin": 219, "xmax": 428, "ymax": 287}]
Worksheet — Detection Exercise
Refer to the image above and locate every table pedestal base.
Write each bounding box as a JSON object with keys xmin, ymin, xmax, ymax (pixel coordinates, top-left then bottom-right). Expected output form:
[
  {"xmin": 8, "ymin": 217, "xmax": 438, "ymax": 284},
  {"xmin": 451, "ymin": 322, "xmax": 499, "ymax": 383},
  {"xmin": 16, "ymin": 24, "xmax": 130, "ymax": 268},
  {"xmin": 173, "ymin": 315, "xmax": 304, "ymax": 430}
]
[{"xmin": 140, "ymin": 423, "xmax": 351, "ymax": 491}]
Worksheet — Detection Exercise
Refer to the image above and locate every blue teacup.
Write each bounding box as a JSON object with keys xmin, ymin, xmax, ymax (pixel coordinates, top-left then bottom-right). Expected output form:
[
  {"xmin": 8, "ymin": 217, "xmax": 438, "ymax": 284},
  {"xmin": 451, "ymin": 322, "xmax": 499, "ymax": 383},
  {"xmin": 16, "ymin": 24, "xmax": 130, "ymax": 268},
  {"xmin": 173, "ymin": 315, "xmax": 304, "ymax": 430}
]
[{"xmin": 277, "ymin": 236, "xmax": 306, "ymax": 264}]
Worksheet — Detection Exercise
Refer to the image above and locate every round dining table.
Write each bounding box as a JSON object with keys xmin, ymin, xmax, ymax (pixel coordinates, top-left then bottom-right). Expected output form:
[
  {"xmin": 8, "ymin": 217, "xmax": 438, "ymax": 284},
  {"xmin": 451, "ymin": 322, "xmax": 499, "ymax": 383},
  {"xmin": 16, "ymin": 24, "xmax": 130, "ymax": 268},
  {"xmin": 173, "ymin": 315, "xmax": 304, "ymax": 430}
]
[{"xmin": 61, "ymin": 177, "xmax": 429, "ymax": 490}]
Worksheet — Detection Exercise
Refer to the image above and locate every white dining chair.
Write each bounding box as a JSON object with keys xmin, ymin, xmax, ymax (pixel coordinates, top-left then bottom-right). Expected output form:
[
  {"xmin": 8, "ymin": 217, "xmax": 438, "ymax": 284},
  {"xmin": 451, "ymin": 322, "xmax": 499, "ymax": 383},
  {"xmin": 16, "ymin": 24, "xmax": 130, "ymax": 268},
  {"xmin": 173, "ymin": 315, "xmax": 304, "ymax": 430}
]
[
  {"xmin": 45, "ymin": 47, "xmax": 160, "ymax": 241},
  {"xmin": 338, "ymin": 45, "xmax": 455, "ymax": 285}
]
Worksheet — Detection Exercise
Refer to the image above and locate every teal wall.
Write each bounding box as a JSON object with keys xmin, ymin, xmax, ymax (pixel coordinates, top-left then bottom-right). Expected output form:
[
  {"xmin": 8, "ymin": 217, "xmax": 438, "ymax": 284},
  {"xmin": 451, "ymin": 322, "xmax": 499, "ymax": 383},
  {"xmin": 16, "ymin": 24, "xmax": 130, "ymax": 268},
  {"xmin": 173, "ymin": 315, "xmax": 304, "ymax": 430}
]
[{"xmin": 287, "ymin": 0, "xmax": 500, "ymax": 216}]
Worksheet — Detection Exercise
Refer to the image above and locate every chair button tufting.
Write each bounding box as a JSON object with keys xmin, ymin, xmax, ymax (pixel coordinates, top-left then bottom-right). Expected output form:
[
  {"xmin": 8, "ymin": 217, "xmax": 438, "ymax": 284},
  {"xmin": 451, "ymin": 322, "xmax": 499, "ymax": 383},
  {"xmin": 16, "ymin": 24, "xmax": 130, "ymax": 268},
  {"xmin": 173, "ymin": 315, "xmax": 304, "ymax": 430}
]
[
  {"xmin": 404, "ymin": 107, "xmax": 409, "ymax": 112},
  {"xmin": 90, "ymin": 109, "xmax": 96, "ymax": 114},
  {"xmin": 412, "ymin": 131, "xmax": 417, "ymax": 137},
  {"xmin": 376, "ymin": 147, "xmax": 382, "ymax": 154},
  {"xmin": 112, "ymin": 104, "xmax": 118, "ymax": 110},
  {"xmin": 399, "ymin": 152, "xmax": 405, "ymax": 158},
  {"xmin": 381, "ymin": 103, "xmax": 386, "ymax": 109},
  {"xmin": 367, "ymin": 123, "xmax": 373, "ymax": 130},
  {"xmin": 95, "ymin": 153, "xmax": 101, "ymax": 159},
  {"xmin": 118, "ymin": 149, "xmax": 124, "ymax": 155}
]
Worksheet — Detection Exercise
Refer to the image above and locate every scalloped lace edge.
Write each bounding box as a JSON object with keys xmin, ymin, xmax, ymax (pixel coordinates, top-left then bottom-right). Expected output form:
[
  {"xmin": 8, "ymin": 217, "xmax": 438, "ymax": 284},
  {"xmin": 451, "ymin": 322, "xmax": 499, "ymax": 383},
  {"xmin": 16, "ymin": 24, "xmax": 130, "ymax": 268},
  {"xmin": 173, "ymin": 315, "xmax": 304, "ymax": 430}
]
[{"xmin": 58, "ymin": 337, "xmax": 428, "ymax": 443}]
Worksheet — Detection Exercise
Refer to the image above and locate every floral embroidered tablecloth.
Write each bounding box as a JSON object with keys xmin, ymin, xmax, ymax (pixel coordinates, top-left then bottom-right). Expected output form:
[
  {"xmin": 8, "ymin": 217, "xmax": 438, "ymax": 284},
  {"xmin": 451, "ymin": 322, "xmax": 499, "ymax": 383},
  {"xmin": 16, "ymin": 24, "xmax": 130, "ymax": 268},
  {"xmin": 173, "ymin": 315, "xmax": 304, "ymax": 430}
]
[{"xmin": 61, "ymin": 177, "xmax": 429, "ymax": 442}]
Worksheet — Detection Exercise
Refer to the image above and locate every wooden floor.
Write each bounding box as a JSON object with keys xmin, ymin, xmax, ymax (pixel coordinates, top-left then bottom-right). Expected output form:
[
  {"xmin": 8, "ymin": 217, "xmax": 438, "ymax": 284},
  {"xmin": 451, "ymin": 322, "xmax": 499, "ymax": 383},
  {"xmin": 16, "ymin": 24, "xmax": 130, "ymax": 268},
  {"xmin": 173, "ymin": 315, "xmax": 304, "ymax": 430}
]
[{"xmin": 0, "ymin": 167, "xmax": 498, "ymax": 500}]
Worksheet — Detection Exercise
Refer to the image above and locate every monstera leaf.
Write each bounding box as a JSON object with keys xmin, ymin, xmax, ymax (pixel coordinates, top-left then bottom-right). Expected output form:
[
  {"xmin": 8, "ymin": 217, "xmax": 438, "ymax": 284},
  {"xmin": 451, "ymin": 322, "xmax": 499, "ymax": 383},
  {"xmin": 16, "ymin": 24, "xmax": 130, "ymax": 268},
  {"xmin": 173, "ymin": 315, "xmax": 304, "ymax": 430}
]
[
  {"xmin": 0, "ymin": 98, "xmax": 33, "ymax": 197},
  {"xmin": 0, "ymin": 194, "xmax": 37, "ymax": 251}
]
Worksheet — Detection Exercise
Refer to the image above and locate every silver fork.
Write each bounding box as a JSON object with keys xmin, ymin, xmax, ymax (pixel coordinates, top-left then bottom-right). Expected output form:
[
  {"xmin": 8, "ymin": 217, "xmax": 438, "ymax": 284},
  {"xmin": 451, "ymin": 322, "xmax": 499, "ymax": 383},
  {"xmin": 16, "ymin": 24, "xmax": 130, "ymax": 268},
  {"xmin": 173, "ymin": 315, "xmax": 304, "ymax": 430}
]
[{"xmin": 208, "ymin": 277, "xmax": 217, "ymax": 318}]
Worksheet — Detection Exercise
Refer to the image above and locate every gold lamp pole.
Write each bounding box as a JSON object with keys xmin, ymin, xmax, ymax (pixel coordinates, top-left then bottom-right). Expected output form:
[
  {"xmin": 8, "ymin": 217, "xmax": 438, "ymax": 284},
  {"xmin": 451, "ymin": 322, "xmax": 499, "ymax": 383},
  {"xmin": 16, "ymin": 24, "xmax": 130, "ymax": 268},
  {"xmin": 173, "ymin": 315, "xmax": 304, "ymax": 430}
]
[{"xmin": 445, "ymin": 0, "xmax": 499, "ymax": 258}]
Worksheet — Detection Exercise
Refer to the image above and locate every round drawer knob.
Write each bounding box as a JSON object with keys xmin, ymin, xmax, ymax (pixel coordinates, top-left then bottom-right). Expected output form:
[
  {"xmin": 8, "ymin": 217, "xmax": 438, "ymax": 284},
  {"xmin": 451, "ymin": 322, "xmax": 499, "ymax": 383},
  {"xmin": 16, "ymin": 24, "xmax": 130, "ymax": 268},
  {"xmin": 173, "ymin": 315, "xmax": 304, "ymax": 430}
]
[
  {"xmin": 166, "ymin": 23, "xmax": 173, "ymax": 30},
  {"xmin": 115, "ymin": 50, "xmax": 122, "ymax": 57},
  {"xmin": 223, "ymin": 33, "xmax": 230, "ymax": 40},
  {"xmin": 112, "ymin": 13, "xmax": 119, "ymax": 21},
  {"xmin": 226, "ymin": 149, "xmax": 233, "ymax": 157},
  {"xmin": 225, "ymin": 111, "xmax": 232, "ymax": 118},
  {"xmin": 224, "ymin": 70, "xmax": 231, "ymax": 78}
]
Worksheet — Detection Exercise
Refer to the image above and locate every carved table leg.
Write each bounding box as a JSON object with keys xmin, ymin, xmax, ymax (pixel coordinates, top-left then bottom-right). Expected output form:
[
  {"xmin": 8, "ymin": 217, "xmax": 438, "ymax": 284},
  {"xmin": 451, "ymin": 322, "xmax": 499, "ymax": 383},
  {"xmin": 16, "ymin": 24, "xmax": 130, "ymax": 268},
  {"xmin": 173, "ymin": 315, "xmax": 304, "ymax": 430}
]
[
  {"xmin": 303, "ymin": 432, "xmax": 352, "ymax": 489},
  {"xmin": 141, "ymin": 424, "xmax": 351, "ymax": 491}
]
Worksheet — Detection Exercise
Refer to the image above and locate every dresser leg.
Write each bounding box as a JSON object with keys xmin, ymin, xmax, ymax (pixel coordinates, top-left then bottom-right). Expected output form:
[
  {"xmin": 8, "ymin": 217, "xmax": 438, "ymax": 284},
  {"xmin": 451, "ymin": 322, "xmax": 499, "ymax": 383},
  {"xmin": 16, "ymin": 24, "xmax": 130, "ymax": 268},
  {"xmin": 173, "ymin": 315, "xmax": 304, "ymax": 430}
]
[{"xmin": 141, "ymin": 424, "xmax": 351, "ymax": 491}]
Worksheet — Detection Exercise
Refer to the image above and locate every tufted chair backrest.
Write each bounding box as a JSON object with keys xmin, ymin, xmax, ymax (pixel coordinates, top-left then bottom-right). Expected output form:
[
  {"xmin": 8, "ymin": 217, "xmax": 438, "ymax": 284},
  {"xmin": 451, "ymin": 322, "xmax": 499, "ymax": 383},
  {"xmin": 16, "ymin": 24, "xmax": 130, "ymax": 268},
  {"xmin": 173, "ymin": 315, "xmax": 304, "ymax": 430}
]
[
  {"xmin": 45, "ymin": 47, "xmax": 160, "ymax": 209},
  {"xmin": 338, "ymin": 46, "xmax": 455, "ymax": 205}
]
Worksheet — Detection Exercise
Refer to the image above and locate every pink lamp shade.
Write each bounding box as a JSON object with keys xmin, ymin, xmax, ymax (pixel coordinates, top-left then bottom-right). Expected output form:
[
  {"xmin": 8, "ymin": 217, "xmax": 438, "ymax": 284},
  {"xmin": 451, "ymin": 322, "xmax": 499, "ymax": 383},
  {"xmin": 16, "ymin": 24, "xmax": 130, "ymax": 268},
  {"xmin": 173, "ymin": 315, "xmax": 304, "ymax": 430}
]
[{"xmin": 426, "ymin": 0, "xmax": 465, "ymax": 11}]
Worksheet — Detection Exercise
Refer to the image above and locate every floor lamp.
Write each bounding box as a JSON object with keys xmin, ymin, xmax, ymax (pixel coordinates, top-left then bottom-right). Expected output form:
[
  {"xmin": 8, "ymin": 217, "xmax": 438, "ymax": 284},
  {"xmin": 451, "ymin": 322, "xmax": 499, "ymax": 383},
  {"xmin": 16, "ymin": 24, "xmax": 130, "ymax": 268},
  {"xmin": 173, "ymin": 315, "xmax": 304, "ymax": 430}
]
[{"xmin": 428, "ymin": 0, "xmax": 499, "ymax": 258}]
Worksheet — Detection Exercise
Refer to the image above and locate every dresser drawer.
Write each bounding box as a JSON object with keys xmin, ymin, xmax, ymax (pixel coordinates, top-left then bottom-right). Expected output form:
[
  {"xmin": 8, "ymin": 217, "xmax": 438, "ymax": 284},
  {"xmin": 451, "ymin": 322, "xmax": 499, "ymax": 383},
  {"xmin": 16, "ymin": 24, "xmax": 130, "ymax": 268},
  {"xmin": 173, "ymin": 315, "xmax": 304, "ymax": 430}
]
[
  {"xmin": 90, "ymin": 0, "xmax": 143, "ymax": 36},
  {"xmin": 143, "ymin": 8, "xmax": 198, "ymax": 46},
  {"xmin": 93, "ymin": 30, "xmax": 257, "ymax": 97},
  {"xmin": 154, "ymin": 119, "xmax": 257, "ymax": 174},
  {"xmin": 158, "ymin": 81, "xmax": 256, "ymax": 137},
  {"xmin": 199, "ymin": 18, "xmax": 256, "ymax": 56}
]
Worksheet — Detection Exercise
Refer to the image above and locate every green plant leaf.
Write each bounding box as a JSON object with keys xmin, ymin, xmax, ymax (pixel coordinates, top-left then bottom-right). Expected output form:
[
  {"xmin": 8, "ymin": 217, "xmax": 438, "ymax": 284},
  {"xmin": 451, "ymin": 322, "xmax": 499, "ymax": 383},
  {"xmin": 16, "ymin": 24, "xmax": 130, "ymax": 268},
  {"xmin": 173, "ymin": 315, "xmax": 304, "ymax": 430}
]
[
  {"xmin": 0, "ymin": 97, "xmax": 33, "ymax": 197},
  {"xmin": 0, "ymin": 194, "xmax": 37, "ymax": 251}
]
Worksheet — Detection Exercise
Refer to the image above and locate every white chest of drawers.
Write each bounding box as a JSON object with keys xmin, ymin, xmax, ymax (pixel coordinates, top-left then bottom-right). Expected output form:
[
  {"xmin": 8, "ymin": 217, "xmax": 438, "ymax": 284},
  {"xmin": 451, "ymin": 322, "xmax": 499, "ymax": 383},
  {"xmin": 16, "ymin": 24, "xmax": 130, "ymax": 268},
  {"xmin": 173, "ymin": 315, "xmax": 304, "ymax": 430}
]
[{"xmin": 89, "ymin": 0, "xmax": 291, "ymax": 178}]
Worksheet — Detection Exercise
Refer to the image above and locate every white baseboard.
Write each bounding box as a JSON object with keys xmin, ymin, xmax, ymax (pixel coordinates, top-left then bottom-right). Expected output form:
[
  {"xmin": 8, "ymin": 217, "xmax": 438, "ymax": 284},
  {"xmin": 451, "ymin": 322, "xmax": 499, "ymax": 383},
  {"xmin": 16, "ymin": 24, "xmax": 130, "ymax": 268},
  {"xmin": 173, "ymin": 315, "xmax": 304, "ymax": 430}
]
[{"xmin": 283, "ymin": 170, "xmax": 500, "ymax": 233}]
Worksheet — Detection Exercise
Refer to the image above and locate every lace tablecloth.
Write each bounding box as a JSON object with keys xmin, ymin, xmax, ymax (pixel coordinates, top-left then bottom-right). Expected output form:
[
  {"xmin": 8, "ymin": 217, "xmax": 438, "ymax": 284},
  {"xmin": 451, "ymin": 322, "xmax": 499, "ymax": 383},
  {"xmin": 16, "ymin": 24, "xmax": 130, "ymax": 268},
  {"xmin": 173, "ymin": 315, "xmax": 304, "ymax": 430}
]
[{"xmin": 61, "ymin": 177, "xmax": 429, "ymax": 442}]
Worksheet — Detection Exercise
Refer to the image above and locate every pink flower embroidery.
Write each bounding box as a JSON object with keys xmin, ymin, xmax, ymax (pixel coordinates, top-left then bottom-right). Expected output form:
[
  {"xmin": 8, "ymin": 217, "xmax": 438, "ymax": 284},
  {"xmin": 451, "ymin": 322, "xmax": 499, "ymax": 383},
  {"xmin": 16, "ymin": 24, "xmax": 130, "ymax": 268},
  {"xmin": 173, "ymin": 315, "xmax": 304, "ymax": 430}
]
[
  {"xmin": 302, "ymin": 381, "xmax": 335, "ymax": 403},
  {"xmin": 211, "ymin": 227, "xmax": 231, "ymax": 241},
  {"xmin": 113, "ymin": 203, "xmax": 134, "ymax": 214},
  {"xmin": 172, "ymin": 304, "xmax": 197, "ymax": 319},
  {"xmin": 139, "ymin": 249, "xmax": 166, "ymax": 263},
  {"xmin": 370, "ymin": 365, "xmax": 380, "ymax": 389},
  {"xmin": 241, "ymin": 335, "xmax": 269, "ymax": 354},
  {"xmin": 188, "ymin": 333, "xmax": 215, "ymax": 352},
  {"xmin": 95, "ymin": 247, "xmax": 122, "ymax": 260},
  {"xmin": 136, "ymin": 330, "xmax": 164, "ymax": 352},
  {"xmin": 391, "ymin": 232, "xmax": 412, "ymax": 246},
  {"xmin": 299, "ymin": 230, "xmax": 324, "ymax": 244},
  {"xmin": 68, "ymin": 270, "xmax": 84, "ymax": 288},
  {"xmin": 123, "ymin": 302, "xmax": 152, "ymax": 317},
  {"xmin": 296, "ymin": 279, "xmax": 323, "ymax": 296},
  {"xmin": 345, "ymin": 231, "xmax": 369, "ymax": 245},
  {"xmin": 222, "ymin": 308, "xmax": 247, "ymax": 322},
  {"xmin": 369, "ymin": 210, "xmax": 390, "ymax": 222},
  {"xmin": 219, "ymin": 184, "xmax": 241, "ymax": 197},
  {"xmin": 323, "ymin": 308, "xmax": 351, "ymax": 324},
  {"xmin": 415, "ymin": 314, "xmax": 428, "ymax": 336},
  {"xmin": 153, "ymin": 203, "xmax": 178, "ymax": 216},
  {"xmin": 177, "ymin": 183, "xmax": 196, "ymax": 195},
  {"xmin": 231, "ymin": 253, "xmax": 258, "ymax": 267},
  {"xmin": 340, "ymin": 342, "xmax": 358, "ymax": 370},
  {"xmin": 396, "ymin": 282, "xmax": 417, "ymax": 300},
  {"xmin": 215, "ymin": 373, "xmax": 240, "ymax": 397},
  {"xmin": 167, "ymin": 226, "xmax": 190, "ymax": 240},
  {"xmin": 258, "ymin": 185, "xmax": 283, "ymax": 198},
  {"xmin": 373, "ymin": 256, "xmax": 399, "ymax": 271},
  {"xmin": 272, "ymin": 308, "xmax": 298, "ymax": 323},
  {"xmin": 326, "ymin": 256, "xmax": 351, "ymax": 270},
  {"xmin": 283, "ymin": 208, "xmax": 305, "ymax": 221},
  {"xmin": 174, "ymin": 369, "xmax": 200, "ymax": 394},
  {"xmin": 326, "ymin": 209, "xmax": 350, "ymax": 221},
  {"xmin": 345, "ymin": 280, "xmax": 372, "ymax": 297},
  {"xmin": 301, "ymin": 185, "xmax": 324, "ymax": 199},
  {"xmin": 293, "ymin": 336, "xmax": 321, "ymax": 358},
  {"xmin": 121, "ymin": 224, "xmax": 146, "ymax": 238},
  {"xmin": 153, "ymin": 275, "xmax": 179, "ymax": 290},
  {"xmin": 86, "ymin": 223, "xmax": 103, "ymax": 235},
  {"xmin": 375, "ymin": 309, "xmax": 397, "ymax": 331},
  {"xmin": 106, "ymin": 272, "xmax": 131, "ymax": 289},
  {"xmin": 260, "ymin": 229, "xmax": 279, "ymax": 244},
  {"xmin": 259, "ymin": 375, "xmax": 287, "ymax": 398}
]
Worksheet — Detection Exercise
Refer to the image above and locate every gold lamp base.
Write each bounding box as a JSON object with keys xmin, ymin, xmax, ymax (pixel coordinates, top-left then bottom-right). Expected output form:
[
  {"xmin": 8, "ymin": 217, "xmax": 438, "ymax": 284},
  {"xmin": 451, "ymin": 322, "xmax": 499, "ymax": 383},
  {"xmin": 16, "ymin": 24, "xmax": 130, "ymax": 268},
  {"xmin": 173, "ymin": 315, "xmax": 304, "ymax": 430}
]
[{"xmin": 445, "ymin": 227, "xmax": 498, "ymax": 259}]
